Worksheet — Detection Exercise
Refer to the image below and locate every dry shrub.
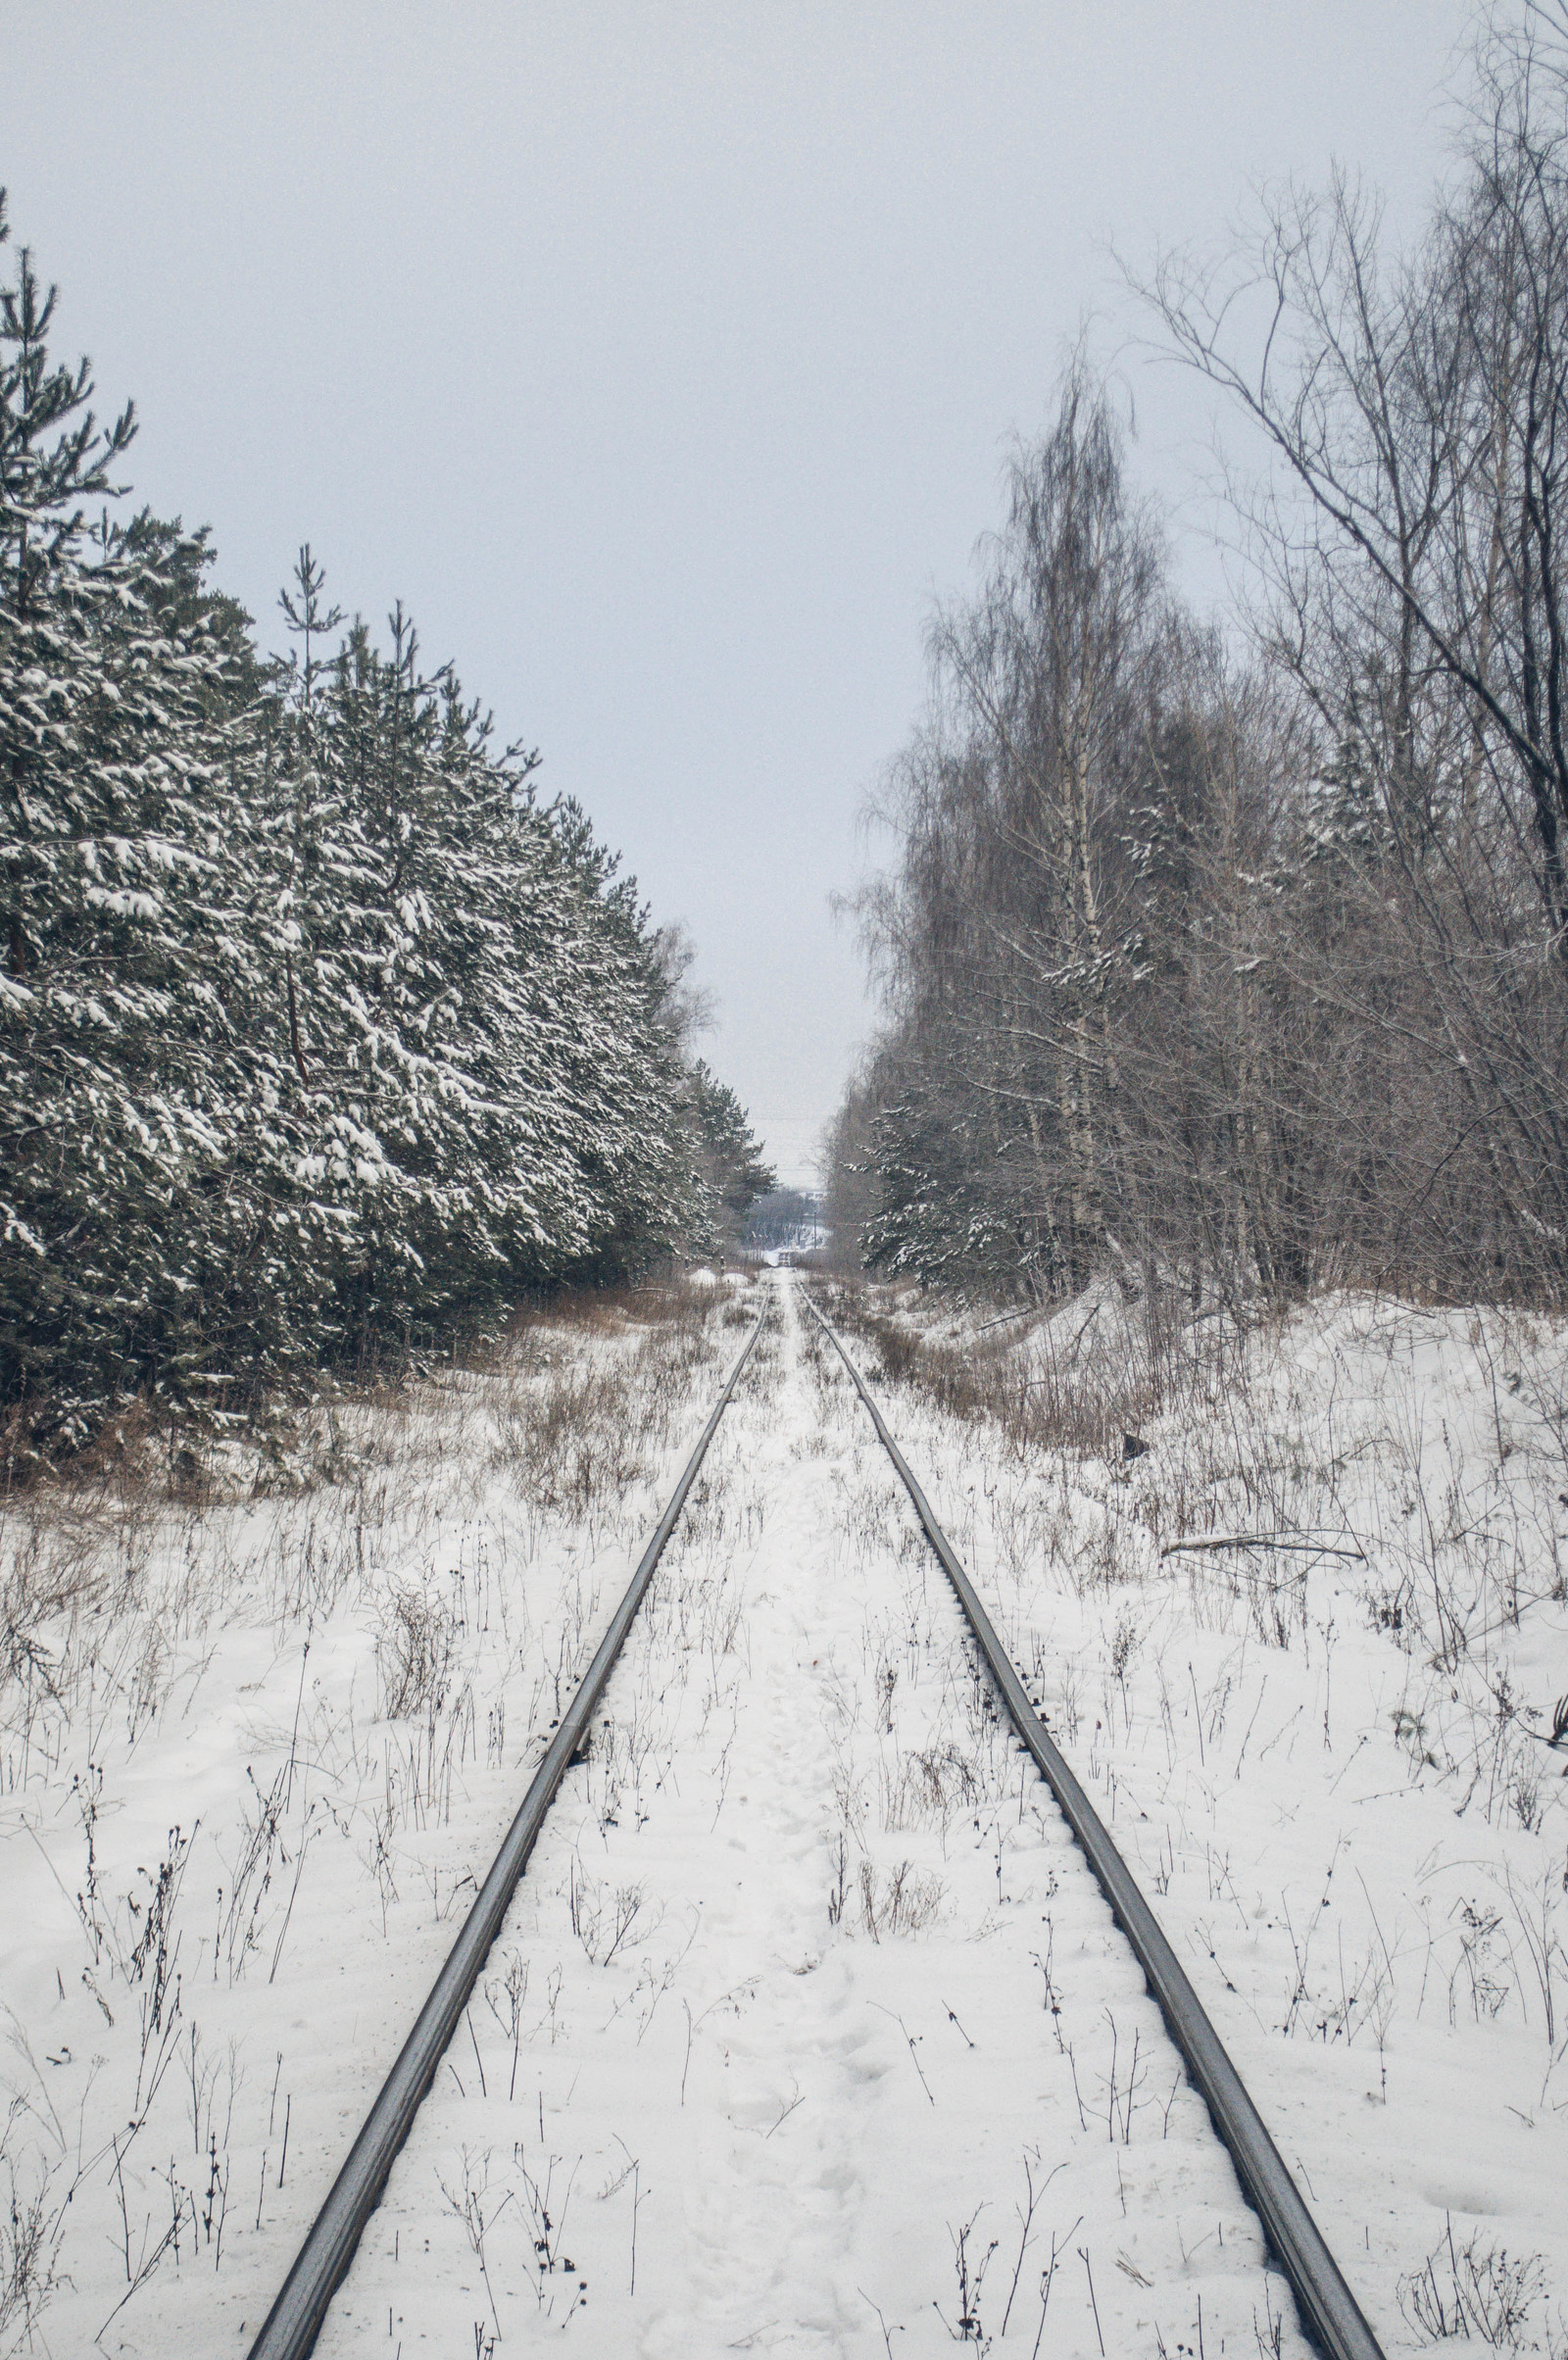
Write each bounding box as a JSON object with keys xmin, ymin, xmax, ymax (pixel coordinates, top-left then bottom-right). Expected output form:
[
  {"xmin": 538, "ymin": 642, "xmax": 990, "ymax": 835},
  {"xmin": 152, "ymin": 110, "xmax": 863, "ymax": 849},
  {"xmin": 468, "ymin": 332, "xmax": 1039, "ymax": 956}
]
[
  {"xmin": 0, "ymin": 1392, "xmax": 196, "ymax": 1503},
  {"xmin": 1, "ymin": 1482, "xmax": 160, "ymax": 1632},
  {"xmin": 376, "ymin": 1582, "xmax": 456, "ymax": 1722},
  {"xmin": 883, "ymin": 1744, "xmax": 983, "ymax": 1831},
  {"xmin": 0, "ymin": 2135, "xmax": 71, "ymax": 2354},
  {"xmin": 858, "ymin": 1857, "xmax": 945, "ymax": 1940},
  {"xmin": 1397, "ymin": 2222, "xmax": 1545, "ymax": 2349},
  {"xmin": 491, "ymin": 1368, "xmax": 635, "ymax": 1513},
  {"xmin": 568, "ymin": 1865, "xmax": 651, "ymax": 1965},
  {"xmin": 504, "ymin": 1277, "xmax": 717, "ymax": 1350},
  {"xmin": 814, "ymin": 1273, "xmax": 1230, "ymax": 1461},
  {"xmin": 483, "ymin": 1279, "xmax": 732, "ymax": 1515}
]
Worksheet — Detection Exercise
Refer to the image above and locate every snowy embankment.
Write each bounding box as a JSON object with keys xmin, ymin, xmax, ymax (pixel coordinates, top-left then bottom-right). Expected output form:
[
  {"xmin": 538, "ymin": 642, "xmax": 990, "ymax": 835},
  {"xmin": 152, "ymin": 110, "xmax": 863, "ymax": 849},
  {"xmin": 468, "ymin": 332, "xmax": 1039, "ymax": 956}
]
[
  {"xmin": 828, "ymin": 1278, "xmax": 1568, "ymax": 2355},
  {"xmin": 0, "ymin": 1285, "xmax": 748, "ymax": 2356},
  {"xmin": 4, "ymin": 1270, "xmax": 1564, "ymax": 2357}
]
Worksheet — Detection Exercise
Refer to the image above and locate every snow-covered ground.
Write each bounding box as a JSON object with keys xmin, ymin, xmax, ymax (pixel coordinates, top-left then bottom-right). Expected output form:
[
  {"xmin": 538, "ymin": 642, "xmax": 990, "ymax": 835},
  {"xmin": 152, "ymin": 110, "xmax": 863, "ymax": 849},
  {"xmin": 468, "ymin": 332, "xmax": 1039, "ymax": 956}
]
[
  {"xmin": 820, "ymin": 1278, "xmax": 1568, "ymax": 2357},
  {"xmin": 0, "ymin": 1286, "xmax": 749, "ymax": 2356},
  {"xmin": 313, "ymin": 1272, "xmax": 1298, "ymax": 2360},
  {"xmin": 3, "ymin": 1271, "xmax": 1565, "ymax": 2357}
]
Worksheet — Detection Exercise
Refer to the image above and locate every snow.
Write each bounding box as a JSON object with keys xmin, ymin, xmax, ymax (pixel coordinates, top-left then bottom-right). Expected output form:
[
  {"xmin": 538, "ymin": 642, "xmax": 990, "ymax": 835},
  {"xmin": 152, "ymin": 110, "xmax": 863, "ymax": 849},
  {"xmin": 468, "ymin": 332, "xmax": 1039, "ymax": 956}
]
[
  {"xmin": 2, "ymin": 1275, "xmax": 1564, "ymax": 2356},
  {"xmin": 312, "ymin": 1274, "xmax": 1295, "ymax": 2358},
  {"xmin": 0, "ymin": 1297, "xmax": 743, "ymax": 2354},
  {"xmin": 843, "ymin": 1284, "xmax": 1568, "ymax": 2354}
]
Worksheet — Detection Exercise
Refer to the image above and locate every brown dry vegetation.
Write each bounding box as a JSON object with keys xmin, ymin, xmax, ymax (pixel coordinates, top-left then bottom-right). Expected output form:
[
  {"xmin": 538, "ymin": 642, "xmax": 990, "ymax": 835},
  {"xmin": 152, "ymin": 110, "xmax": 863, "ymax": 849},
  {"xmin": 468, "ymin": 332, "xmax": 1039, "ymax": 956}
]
[
  {"xmin": 810, "ymin": 1270, "xmax": 1252, "ymax": 1462},
  {"xmin": 0, "ymin": 1280, "xmax": 736, "ymax": 1717}
]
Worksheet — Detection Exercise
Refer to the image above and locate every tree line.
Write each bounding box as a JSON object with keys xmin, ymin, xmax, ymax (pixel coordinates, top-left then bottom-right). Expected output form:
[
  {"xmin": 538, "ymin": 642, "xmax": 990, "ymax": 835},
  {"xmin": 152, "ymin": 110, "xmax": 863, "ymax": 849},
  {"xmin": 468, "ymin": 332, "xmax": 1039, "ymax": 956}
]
[
  {"xmin": 0, "ymin": 199, "xmax": 768, "ymax": 1454},
  {"xmin": 827, "ymin": 5, "xmax": 1568, "ymax": 1312}
]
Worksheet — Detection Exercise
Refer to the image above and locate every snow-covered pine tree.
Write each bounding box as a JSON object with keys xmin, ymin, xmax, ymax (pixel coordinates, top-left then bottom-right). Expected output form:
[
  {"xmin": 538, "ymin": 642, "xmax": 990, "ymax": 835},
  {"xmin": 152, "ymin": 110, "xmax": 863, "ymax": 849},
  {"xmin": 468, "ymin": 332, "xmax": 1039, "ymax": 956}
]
[
  {"xmin": 250, "ymin": 571, "xmax": 711, "ymax": 1344},
  {"xmin": 531, "ymin": 800, "xmax": 710, "ymax": 1276},
  {"xmin": 685, "ymin": 1059, "xmax": 775, "ymax": 1248},
  {"xmin": 0, "ymin": 206, "xmax": 274, "ymax": 1447},
  {"xmin": 1, "ymin": 206, "xmax": 767, "ymax": 1449}
]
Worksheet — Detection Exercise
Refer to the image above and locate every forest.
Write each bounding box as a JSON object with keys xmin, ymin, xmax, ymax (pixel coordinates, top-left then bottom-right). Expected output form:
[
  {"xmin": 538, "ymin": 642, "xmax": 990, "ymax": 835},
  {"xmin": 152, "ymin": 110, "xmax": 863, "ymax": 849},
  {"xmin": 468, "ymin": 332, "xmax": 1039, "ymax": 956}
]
[
  {"xmin": 0, "ymin": 201, "xmax": 770, "ymax": 1458},
  {"xmin": 827, "ymin": 6, "xmax": 1568, "ymax": 1316}
]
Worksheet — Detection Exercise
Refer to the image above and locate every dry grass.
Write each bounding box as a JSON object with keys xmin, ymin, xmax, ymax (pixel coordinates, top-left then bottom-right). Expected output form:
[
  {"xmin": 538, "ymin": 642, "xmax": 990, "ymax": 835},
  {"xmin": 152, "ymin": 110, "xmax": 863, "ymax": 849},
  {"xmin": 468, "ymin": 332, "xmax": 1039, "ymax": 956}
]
[
  {"xmin": 1397, "ymin": 2221, "xmax": 1552, "ymax": 2350},
  {"xmin": 810, "ymin": 1272, "xmax": 1247, "ymax": 1464},
  {"xmin": 376, "ymin": 1581, "xmax": 459, "ymax": 1722},
  {"xmin": 0, "ymin": 1277, "xmax": 749, "ymax": 1816},
  {"xmin": 0, "ymin": 1272, "xmax": 756, "ymax": 2350},
  {"xmin": 814, "ymin": 1262, "xmax": 1568, "ymax": 2195},
  {"xmin": 882, "ymin": 1742, "xmax": 983, "ymax": 1833},
  {"xmin": 857, "ymin": 1856, "xmax": 946, "ymax": 1940}
]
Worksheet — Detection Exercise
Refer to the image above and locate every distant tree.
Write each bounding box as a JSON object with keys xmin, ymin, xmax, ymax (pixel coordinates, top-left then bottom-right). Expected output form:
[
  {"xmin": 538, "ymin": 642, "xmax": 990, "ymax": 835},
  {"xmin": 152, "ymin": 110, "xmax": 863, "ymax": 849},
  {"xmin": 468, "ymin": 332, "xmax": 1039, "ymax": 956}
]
[
  {"xmin": 819, "ymin": 1075, "xmax": 877, "ymax": 1270},
  {"xmin": 741, "ymin": 1187, "xmax": 821, "ymax": 1252},
  {"xmin": 839, "ymin": 361, "xmax": 1368, "ymax": 1306},
  {"xmin": 841, "ymin": 13, "xmax": 1568, "ymax": 1312},
  {"xmin": 1137, "ymin": 2, "xmax": 1568, "ymax": 1297},
  {"xmin": 686, "ymin": 1060, "xmax": 774, "ymax": 1244}
]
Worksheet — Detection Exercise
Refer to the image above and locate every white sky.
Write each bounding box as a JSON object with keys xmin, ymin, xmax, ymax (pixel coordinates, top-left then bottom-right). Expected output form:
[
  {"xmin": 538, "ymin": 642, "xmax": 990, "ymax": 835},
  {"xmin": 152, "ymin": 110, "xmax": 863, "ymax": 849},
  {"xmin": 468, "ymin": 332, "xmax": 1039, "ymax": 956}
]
[{"xmin": 3, "ymin": 3, "xmax": 1477, "ymax": 1187}]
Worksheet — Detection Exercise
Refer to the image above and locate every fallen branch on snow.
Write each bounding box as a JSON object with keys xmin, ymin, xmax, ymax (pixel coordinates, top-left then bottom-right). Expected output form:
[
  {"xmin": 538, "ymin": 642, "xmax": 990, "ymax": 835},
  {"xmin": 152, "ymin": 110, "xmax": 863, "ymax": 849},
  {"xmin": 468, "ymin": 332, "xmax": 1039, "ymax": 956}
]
[{"xmin": 1158, "ymin": 1534, "xmax": 1366, "ymax": 1562}]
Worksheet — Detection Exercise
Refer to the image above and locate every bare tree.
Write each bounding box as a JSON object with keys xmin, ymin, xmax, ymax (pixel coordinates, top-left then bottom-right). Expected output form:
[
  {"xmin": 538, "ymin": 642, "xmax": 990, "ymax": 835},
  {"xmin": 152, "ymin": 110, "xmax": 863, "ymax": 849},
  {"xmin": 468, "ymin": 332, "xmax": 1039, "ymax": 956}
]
[
  {"xmin": 831, "ymin": 16, "xmax": 1568, "ymax": 1311},
  {"xmin": 1129, "ymin": 5, "xmax": 1568, "ymax": 1296}
]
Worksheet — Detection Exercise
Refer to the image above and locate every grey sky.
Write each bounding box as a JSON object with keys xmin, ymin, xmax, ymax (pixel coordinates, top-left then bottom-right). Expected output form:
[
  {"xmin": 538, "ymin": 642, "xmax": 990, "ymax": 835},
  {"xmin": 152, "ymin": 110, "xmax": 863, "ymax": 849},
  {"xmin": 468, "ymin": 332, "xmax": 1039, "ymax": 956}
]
[{"xmin": 3, "ymin": 2, "xmax": 1476, "ymax": 1186}]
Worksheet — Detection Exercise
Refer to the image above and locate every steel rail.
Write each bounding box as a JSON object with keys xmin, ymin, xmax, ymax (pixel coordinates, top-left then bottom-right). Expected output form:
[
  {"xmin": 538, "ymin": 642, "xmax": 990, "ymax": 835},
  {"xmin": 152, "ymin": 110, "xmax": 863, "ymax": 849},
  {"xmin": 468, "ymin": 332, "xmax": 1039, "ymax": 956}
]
[
  {"xmin": 803, "ymin": 1289, "xmax": 1386, "ymax": 2360},
  {"xmin": 245, "ymin": 1311, "xmax": 765, "ymax": 2360}
]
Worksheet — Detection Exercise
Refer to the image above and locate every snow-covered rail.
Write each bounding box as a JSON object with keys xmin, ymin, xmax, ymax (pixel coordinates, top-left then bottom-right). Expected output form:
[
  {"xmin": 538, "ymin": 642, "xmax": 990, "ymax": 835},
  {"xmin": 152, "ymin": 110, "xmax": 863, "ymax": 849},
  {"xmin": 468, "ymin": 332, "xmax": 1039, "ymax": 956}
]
[
  {"xmin": 246, "ymin": 1284, "xmax": 1386, "ymax": 2360},
  {"xmin": 244, "ymin": 1314, "xmax": 766, "ymax": 2360},
  {"xmin": 802, "ymin": 1290, "xmax": 1386, "ymax": 2360}
]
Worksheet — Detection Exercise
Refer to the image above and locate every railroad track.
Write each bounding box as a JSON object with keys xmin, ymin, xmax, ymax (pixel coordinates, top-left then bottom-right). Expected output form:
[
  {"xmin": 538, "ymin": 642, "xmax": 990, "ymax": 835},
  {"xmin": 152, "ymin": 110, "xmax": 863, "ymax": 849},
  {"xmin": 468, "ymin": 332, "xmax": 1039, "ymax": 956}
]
[
  {"xmin": 245, "ymin": 1313, "xmax": 765, "ymax": 2360},
  {"xmin": 248, "ymin": 1278, "xmax": 1385, "ymax": 2360}
]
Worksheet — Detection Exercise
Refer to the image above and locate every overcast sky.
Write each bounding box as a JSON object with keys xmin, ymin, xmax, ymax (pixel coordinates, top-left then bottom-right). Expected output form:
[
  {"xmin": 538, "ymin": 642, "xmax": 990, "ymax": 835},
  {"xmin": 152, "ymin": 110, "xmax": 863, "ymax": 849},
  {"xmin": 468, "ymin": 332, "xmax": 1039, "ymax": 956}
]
[{"xmin": 3, "ymin": 3, "xmax": 1478, "ymax": 1186}]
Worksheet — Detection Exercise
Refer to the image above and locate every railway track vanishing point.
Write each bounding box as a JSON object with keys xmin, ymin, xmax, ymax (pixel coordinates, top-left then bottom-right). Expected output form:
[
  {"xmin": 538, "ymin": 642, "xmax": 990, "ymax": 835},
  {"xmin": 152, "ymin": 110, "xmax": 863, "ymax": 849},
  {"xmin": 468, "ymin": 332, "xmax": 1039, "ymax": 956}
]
[{"xmin": 248, "ymin": 1284, "xmax": 1386, "ymax": 2360}]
